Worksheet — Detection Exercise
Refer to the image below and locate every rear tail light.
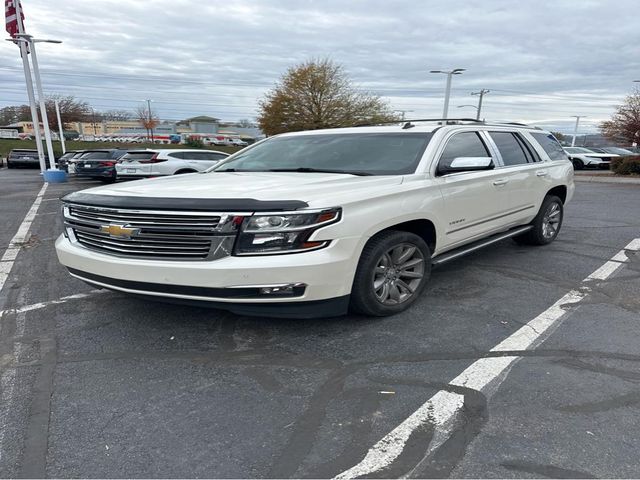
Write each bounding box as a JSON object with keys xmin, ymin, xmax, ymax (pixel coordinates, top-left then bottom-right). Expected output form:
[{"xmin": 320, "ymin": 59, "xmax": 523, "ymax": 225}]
[
  {"xmin": 139, "ymin": 153, "xmax": 166, "ymax": 164},
  {"xmin": 99, "ymin": 161, "xmax": 115, "ymax": 167}
]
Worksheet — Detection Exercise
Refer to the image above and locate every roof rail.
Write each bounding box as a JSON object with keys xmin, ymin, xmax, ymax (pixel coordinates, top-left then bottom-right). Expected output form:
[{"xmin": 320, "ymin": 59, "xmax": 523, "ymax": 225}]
[{"xmin": 354, "ymin": 118, "xmax": 482, "ymax": 128}]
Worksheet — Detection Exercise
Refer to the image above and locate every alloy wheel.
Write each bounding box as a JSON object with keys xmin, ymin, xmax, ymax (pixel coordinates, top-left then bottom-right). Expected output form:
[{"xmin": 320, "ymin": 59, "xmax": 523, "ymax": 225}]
[{"xmin": 372, "ymin": 243, "xmax": 425, "ymax": 305}]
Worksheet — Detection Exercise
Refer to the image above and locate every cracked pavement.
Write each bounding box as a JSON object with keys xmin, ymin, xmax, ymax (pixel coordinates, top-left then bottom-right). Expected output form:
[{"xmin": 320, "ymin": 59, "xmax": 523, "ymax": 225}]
[{"xmin": 0, "ymin": 169, "xmax": 639, "ymax": 478}]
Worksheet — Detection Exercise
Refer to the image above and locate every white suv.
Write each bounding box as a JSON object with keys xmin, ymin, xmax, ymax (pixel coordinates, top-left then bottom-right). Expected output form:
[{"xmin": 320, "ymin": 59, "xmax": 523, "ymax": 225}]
[
  {"xmin": 56, "ymin": 121, "xmax": 574, "ymax": 318},
  {"xmin": 116, "ymin": 149, "xmax": 229, "ymax": 179}
]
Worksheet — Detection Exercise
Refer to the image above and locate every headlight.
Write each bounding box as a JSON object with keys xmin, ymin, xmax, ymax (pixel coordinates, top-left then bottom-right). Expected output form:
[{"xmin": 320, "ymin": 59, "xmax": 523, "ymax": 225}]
[{"xmin": 235, "ymin": 208, "xmax": 341, "ymax": 255}]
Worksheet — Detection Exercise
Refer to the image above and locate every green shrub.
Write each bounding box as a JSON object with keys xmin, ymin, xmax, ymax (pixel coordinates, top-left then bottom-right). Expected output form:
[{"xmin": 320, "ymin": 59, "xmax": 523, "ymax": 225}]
[
  {"xmin": 184, "ymin": 137, "xmax": 204, "ymax": 148},
  {"xmin": 611, "ymin": 155, "xmax": 640, "ymax": 175}
]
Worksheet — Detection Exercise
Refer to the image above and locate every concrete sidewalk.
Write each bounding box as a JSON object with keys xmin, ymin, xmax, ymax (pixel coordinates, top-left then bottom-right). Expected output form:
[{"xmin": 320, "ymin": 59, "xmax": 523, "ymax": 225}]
[{"xmin": 574, "ymin": 172, "xmax": 640, "ymax": 184}]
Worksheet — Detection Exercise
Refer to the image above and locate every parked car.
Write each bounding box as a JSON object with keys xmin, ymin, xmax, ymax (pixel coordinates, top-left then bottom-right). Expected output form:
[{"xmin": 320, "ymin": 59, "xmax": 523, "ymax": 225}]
[
  {"xmin": 57, "ymin": 121, "xmax": 573, "ymax": 318},
  {"xmin": 564, "ymin": 147, "xmax": 617, "ymax": 170},
  {"xmin": 116, "ymin": 149, "xmax": 229, "ymax": 179},
  {"xmin": 56, "ymin": 151, "xmax": 80, "ymax": 172},
  {"xmin": 230, "ymin": 138, "xmax": 248, "ymax": 147},
  {"xmin": 73, "ymin": 149, "xmax": 129, "ymax": 182},
  {"xmin": 7, "ymin": 149, "xmax": 41, "ymax": 168},
  {"xmin": 599, "ymin": 147, "xmax": 635, "ymax": 155}
]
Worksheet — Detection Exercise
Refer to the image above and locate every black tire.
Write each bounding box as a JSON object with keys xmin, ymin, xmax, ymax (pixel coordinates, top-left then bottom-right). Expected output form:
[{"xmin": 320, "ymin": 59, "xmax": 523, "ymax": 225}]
[
  {"xmin": 99, "ymin": 177, "xmax": 116, "ymax": 184},
  {"xmin": 571, "ymin": 159, "xmax": 584, "ymax": 170},
  {"xmin": 350, "ymin": 230, "xmax": 431, "ymax": 317},
  {"xmin": 175, "ymin": 169, "xmax": 196, "ymax": 175},
  {"xmin": 513, "ymin": 195, "xmax": 563, "ymax": 246}
]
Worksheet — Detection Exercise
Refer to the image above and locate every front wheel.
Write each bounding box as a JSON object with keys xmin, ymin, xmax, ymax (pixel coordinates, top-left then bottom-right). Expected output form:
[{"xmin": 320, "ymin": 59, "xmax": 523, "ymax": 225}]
[
  {"xmin": 350, "ymin": 231, "xmax": 431, "ymax": 316},
  {"xmin": 572, "ymin": 159, "xmax": 584, "ymax": 170},
  {"xmin": 514, "ymin": 195, "xmax": 563, "ymax": 246}
]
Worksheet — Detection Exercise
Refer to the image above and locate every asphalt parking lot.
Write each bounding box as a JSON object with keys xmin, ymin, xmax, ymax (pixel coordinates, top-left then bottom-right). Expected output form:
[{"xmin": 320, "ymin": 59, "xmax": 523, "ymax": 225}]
[{"xmin": 1, "ymin": 168, "xmax": 639, "ymax": 478}]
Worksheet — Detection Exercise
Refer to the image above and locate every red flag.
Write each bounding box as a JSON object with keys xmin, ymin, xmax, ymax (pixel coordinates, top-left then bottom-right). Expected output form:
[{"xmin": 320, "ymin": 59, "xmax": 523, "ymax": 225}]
[{"xmin": 5, "ymin": 0, "xmax": 24, "ymax": 38}]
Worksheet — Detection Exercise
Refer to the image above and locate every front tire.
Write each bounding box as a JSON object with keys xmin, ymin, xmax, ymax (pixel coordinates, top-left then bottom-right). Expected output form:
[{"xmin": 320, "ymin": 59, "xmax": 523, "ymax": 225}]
[
  {"xmin": 350, "ymin": 231, "xmax": 431, "ymax": 316},
  {"xmin": 514, "ymin": 195, "xmax": 563, "ymax": 246},
  {"xmin": 571, "ymin": 159, "xmax": 584, "ymax": 170}
]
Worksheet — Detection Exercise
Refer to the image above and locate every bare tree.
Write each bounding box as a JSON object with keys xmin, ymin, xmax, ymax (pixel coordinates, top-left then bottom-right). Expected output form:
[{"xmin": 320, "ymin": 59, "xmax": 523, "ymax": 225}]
[
  {"xmin": 136, "ymin": 104, "xmax": 159, "ymax": 141},
  {"xmin": 44, "ymin": 95, "xmax": 91, "ymax": 131},
  {"xmin": 600, "ymin": 88, "xmax": 640, "ymax": 145},
  {"xmin": 98, "ymin": 109, "xmax": 133, "ymax": 121},
  {"xmin": 258, "ymin": 58, "xmax": 397, "ymax": 136}
]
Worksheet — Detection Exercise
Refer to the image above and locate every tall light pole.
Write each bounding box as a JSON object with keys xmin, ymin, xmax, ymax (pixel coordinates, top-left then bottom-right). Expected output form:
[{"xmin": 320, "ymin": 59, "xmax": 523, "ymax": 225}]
[
  {"xmin": 15, "ymin": 34, "xmax": 62, "ymax": 170},
  {"xmin": 146, "ymin": 99, "xmax": 154, "ymax": 142},
  {"xmin": 571, "ymin": 115, "xmax": 586, "ymax": 147},
  {"xmin": 471, "ymin": 89, "xmax": 490, "ymax": 120},
  {"xmin": 430, "ymin": 68, "xmax": 465, "ymax": 120},
  {"xmin": 54, "ymin": 99, "xmax": 66, "ymax": 154},
  {"xmin": 5, "ymin": 1, "xmax": 46, "ymax": 173},
  {"xmin": 457, "ymin": 104, "xmax": 479, "ymax": 115}
]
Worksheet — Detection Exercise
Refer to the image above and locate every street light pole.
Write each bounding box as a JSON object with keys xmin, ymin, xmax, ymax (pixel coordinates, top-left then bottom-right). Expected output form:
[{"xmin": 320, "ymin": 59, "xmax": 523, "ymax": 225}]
[
  {"xmin": 54, "ymin": 99, "xmax": 66, "ymax": 154},
  {"xmin": 146, "ymin": 99, "xmax": 154, "ymax": 143},
  {"xmin": 471, "ymin": 89, "xmax": 490, "ymax": 121},
  {"xmin": 9, "ymin": 2, "xmax": 46, "ymax": 173},
  {"xmin": 430, "ymin": 68, "xmax": 465, "ymax": 120},
  {"xmin": 16, "ymin": 35, "xmax": 58, "ymax": 170},
  {"xmin": 571, "ymin": 115, "xmax": 585, "ymax": 147}
]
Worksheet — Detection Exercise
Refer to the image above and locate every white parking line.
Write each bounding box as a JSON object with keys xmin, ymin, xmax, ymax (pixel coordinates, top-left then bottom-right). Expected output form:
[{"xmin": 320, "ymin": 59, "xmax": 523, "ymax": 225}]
[
  {"xmin": 336, "ymin": 238, "xmax": 640, "ymax": 479},
  {"xmin": 0, "ymin": 182, "xmax": 48, "ymax": 294},
  {"xmin": 0, "ymin": 290, "xmax": 106, "ymax": 318}
]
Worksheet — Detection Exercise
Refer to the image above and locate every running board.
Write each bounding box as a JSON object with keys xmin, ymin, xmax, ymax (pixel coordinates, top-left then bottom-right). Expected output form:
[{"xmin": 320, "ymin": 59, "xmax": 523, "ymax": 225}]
[{"xmin": 432, "ymin": 225, "xmax": 533, "ymax": 267}]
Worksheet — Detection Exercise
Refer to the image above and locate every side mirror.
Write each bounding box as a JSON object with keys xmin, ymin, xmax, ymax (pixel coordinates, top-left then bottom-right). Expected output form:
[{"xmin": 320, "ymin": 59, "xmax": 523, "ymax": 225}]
[{"xmin": 439, "ymin": 156, "xmax": 494, "ymax": 174}]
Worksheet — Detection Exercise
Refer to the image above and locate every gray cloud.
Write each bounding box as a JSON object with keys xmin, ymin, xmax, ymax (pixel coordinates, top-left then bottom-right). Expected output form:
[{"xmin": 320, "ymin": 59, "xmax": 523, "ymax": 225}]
[{"xmin": 2, "ymin": 0, "xmax": 638, "ymax": 132}]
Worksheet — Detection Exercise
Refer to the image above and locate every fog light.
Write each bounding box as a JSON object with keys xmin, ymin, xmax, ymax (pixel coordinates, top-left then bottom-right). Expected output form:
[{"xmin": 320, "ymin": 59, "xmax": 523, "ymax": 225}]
[{"xmin": 257, "ymin": 283, "xmax": 306, "ymax": 297}]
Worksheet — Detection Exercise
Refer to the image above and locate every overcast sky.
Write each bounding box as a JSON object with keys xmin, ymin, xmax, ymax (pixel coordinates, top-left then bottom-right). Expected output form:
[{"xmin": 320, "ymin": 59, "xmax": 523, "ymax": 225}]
[{"xmin": 2, "ymin": 0, "xmax": 638, "ymax": 132}]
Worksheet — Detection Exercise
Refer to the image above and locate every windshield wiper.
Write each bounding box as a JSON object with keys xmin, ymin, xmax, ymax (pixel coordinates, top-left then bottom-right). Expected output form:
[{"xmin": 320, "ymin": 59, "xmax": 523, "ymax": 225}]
[{"xmin": 267, "ymin": 167, "xmax": 373, "ymax": 176}]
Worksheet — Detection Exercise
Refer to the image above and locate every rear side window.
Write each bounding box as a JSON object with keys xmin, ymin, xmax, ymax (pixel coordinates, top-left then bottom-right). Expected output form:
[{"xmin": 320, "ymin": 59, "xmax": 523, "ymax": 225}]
[
  {"xmin": 489, "ymin": 132, "xmax": 529, "ymax": 166},
  {"xmin": 168, "ymin": 152, "xmax": 185, "ymax": 159},
  {"xmin": 531, "ymin": 133, "xmax": 569, "ymax": 161},
  {"xmin": 438, "ymin": 132, "xmax": 489, "ymax": 171},
  {"xmin": 80, "ymin": 151, "xmax": 111, "ymax": 160},
  {"xmin": 122, "ymin": 152, "xmax": 156, "ymax": 161}
]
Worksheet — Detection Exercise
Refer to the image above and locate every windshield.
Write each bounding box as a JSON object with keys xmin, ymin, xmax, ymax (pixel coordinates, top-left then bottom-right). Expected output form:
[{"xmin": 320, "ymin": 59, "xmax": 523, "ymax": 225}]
[
  {"xmin": 80, "ymin": 151, "xmax": 112, "ymax": 160},
  {"xmin": 214, "ymin": 133, "xmax": 433, "ymax": 175}
]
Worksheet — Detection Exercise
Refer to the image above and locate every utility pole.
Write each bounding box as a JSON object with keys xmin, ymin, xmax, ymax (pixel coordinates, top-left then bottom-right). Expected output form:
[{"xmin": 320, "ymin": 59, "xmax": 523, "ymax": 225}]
[
  {"xmin": 54, "ymin": 99, "xmax": 66, "ymax": 154},
  {"xmin": 571, "ymin": 115, "xmax": 585, "ymax": 147},
  {"xmin": 430, "ymin": 68, "xmax": 465, "ymax": 120},
  {"xmin": 471, "ymin": 89, "xmax": 490, "ymax": 120},
  {"xmin": 12, "ymin": 2, "xmax": 46, "ymax": 173}
]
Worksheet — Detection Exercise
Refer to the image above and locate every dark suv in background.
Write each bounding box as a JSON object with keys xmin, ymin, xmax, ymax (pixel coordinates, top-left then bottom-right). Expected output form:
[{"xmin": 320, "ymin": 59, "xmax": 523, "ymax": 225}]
[
  {"xmin": 73, "ymin": 149, "xmax": 129, "ymax": 182},
  {"xmin": 7, "ymin": 149, "xmax": 43, "ymax": 168}
]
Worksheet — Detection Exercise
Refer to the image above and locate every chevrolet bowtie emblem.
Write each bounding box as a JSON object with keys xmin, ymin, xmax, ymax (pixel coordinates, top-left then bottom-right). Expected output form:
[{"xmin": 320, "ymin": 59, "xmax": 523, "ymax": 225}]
[{"xmin": 100, "ymin": 224, "xmax": 140, "ymax": 239}]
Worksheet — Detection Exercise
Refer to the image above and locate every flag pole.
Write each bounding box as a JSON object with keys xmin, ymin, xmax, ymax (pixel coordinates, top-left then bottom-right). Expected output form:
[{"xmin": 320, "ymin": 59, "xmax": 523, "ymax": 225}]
[
  {"xmin": 55, "ymin": 99, "xmax": 66, "ymax": 153},
  {"xmin": 14, "ymin": 1, "xmax": 46, "ymax": 173},
  {"xmin": 26, "ymin": 36, "xmax": 57, "ymax": 169}
]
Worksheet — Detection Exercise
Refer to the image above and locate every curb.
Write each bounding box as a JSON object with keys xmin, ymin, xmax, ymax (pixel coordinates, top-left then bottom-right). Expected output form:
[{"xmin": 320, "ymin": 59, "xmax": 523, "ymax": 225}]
[{"xmin": 575, "ymin": 175, "xmax": 640, "ymax": 185}]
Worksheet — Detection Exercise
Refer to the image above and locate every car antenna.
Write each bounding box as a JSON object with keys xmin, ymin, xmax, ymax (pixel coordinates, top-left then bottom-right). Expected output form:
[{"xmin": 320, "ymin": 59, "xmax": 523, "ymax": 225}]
[{"xmin": 402, "ymin": 122, "xmax": 415, "ymax": 129}]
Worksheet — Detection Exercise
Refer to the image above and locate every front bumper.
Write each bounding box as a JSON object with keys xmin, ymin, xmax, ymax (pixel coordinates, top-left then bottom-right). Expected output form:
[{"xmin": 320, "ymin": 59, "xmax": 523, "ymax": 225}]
[{"xmin": 55, "ymin": 234, "xmax": 361, "ymax": 317}]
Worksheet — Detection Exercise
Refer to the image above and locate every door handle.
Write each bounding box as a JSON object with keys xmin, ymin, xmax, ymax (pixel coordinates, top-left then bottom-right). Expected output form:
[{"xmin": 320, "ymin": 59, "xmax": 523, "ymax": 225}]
[
  {"xmin": 536, "ymin": 170, "xmax": 549, "ymax": 177},
  {"xmin": 492, "ymin": 179, "xmax": 508, "ymax": 186}
]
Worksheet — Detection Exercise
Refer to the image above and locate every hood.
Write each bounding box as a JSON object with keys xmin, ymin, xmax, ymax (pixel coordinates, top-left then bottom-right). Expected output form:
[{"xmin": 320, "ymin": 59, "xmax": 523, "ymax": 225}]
[{"xmin": 72, "ymin": 171, "xmax": 404, "ymax": 208}]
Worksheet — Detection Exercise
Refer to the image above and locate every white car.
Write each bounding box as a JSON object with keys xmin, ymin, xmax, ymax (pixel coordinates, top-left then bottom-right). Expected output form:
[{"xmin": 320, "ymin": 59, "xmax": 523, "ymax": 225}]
[
  {"xmin": 115, "ymin": 149, "xmax": 229, "ymax": 179},
  {"xmin": 564, "ymin": 147, "xmax": 617, "ymax": 170},
  {"xmin": 57, "ymin": 121, "xmax": 574, "ymax": 318},
  {"xmin": 230, "ymin": 138, "xmax": 248, "ymax": 147}
]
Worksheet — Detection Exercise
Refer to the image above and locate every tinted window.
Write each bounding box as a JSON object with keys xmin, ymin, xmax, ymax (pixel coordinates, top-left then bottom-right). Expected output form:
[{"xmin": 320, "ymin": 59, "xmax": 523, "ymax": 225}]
[
  {"xmin": 514, "ymin": 133, "xmax": 541, "ymax": 163},
  {"xmin": 532, "ymin": 133, "xmax": 569, "ymax": 161},
  {"xmin": 217, "ymin": 133, "xmax": 432, "ymax": 175},
  {"xmin": 80, "ymin": 151, "xmax": 111, "ymax": 160},
  {"xmin": 168, "ymin": 152, "xmax": 185, "ymax": 159},
  {"xmin": 438, "ymin": 132, "xmax": 489, "ymax": 172},
  {"xmin": 490, "ymin": 132, "xmax": 529, "ymax": 166},
  {"xmin": 122, "ymin": 152, "xmax": 156, "ymax": 161},
  {"xmin": 10, "ymin": 150, "xmax": 38, "ymax": 158}
]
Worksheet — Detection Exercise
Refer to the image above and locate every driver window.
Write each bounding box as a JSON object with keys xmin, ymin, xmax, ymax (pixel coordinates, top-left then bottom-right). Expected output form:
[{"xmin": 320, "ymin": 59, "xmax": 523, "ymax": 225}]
[{"xmin": 438, "ymin": 132, "xmax": 489, "ymax": 174}]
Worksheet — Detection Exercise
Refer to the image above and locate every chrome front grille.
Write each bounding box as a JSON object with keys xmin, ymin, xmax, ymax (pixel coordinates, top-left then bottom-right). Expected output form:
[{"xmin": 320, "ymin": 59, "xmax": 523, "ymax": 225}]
[{"xmin": 63, "ymin": 204, "xmax": 242, "ymax": 261}]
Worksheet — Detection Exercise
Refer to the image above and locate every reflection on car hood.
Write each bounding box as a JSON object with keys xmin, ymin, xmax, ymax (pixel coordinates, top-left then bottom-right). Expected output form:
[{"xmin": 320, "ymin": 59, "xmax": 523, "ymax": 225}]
[{"xmin": 78, "ymin": 171, "xmax": 404, "ymax": 207}]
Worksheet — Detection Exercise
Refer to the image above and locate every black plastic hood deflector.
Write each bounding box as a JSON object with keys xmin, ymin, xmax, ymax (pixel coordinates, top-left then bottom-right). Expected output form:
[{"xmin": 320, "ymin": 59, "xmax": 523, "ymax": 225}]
[{"xmin": 61, "ymin": 192, "xmax": 309, "ymax": 212}]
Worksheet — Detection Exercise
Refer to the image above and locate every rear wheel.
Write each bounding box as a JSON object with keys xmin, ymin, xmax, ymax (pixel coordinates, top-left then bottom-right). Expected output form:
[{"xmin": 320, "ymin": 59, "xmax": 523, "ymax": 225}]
[
  {"xmin": 350, "ymin": 231, "xmax": 431, "ymax": 316},
  {"xmin": 571, "ymin": 159, "xmax": 584, "ymax": 170},
  {"xmin": 513, "ymin": 195, "xmax": 563, "ymax": 246}
]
